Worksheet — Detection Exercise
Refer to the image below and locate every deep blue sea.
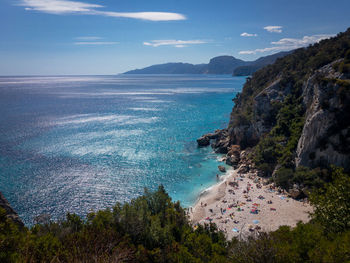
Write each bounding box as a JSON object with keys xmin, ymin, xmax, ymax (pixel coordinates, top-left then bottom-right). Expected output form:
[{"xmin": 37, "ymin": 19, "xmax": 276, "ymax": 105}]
[{"xmin": 0, "ymin": 74, "xmax": 245, "ymax": 224}]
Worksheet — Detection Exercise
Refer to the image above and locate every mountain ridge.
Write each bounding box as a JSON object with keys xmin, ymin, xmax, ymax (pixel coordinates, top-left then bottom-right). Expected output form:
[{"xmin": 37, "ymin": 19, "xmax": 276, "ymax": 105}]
[{"xmin": 124, "ymin": 51, "xmax": 292, "ymax": 75}]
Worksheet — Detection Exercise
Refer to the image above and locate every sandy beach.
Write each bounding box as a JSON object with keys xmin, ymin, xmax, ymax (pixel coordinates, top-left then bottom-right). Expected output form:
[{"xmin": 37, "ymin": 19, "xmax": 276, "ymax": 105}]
[{"xmin": 189, "ymin": 166, "xmax": 313, "ymax": 240}]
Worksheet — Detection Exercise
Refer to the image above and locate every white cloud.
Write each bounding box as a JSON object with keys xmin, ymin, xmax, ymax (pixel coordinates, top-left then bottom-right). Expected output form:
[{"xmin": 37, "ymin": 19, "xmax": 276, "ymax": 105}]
[
  {"xmin": 18, "ymin": 0, "xmax": 186, "ymax": 21},
  {"xmin": 143, "ymin": 40, "xmax": 207, "ymax": 48},
  {"xmin": 270, "ymin": 35, "xmax": 331, "ymax": 46},
  {"xmin": 239, "ymin": 34, "xmax": 333, "ymax": 55},
  {"xmin": 74, "ymin": 41, "xmax": 119, "ymax": 45},
  {"xmin": 20, "ymin": 0, "xmax": 102, "ymax": 14},
  {"xmin": 75, "ymin": 36, "xmax": 102, "ymax": 40},
  {"xmin": 264, "ymin": 26, "xmax": 283, "ymax": 33},
  {"xmin": 240, "ymin": 32, "xmax": 257, "ymax": 37},
  {"xmin": 98, "ymin": 11, "xmax": 186, "ymax": 21}
]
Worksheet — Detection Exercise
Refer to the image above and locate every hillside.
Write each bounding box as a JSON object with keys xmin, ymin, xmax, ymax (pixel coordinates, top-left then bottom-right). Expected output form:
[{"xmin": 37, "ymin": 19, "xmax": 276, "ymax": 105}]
[
  {"xmin": 124, "ymin": 52, "xmax": 290, "ymax": 75},
  {"xmin": 199, "ymin": 28, "xmax": 350, "ymax": 193},
  {"xmin": 124, "ymin": 62, "xmax": 207, "ymax": 74},
  {"xmin": 233, "ymin": 51, "xmax": 293, "ymax": 76}
]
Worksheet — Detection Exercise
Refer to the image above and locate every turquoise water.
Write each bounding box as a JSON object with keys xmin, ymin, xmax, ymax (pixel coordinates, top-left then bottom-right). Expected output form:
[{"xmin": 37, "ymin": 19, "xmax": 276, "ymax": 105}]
[{"xmin": 0, "ymin": 75, "xmax": 245, "ymax": 224}]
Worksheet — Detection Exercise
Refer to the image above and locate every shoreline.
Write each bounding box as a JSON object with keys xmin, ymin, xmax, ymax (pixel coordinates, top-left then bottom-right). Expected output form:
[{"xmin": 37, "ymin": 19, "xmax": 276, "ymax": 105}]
[{"xmin": 188, "ymin": 164, "xmax": 313, "ymax": 240}]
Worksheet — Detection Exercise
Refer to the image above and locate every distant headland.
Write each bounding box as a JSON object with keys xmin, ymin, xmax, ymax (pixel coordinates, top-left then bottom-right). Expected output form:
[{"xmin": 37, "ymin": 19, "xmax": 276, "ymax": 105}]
[{"xmin": 124, "ymin": 51, "xmax": 292, "ymax": 76}]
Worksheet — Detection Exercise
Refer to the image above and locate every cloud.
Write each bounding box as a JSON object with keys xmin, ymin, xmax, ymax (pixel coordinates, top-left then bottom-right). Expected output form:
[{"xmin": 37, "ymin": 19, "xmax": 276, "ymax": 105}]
[
  {"xmin": 264, "ymin": 26, "xmax": 283, "ymax": 33},
  {"xmin": 240, "ymin": 32, "xmax": 257, "ymax": 37},
  {"xmin": 143, "ymin": 39, "xmax": 207, "ymax": 48},
  {"xmin": 75, "ymin": 36, "xmax": 102, "ymax": 40},
  {"xmin": 239, "ymin": 34, "xmax": 333, "ymax": 55},
  {"xmin": 98, "ymin": 11, "xmax": 186, "ymax": 21},
  {"xmin": 18, "ymin": 0, "xmax": 186, "ymax": 21},
  {"xmin": 20, "ymin": 0, "xmax": 102, "ymax": 14},
  {"xmin": 74, "ymin": 41, "xmax": 118, "ymax": 45}
]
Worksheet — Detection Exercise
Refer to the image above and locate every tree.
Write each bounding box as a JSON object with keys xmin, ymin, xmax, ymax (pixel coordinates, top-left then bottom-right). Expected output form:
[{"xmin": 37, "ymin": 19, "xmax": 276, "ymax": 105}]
[{"xmin": 310, "ymin": 166, "xmax": 350, "ymax": 234}]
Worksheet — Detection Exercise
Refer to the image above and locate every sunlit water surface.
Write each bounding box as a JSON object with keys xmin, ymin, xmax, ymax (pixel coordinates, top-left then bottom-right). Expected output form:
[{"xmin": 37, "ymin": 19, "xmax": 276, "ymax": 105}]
[{"xmin": 0, "ymin": 74, "xmax": 245, "ymax": 224}]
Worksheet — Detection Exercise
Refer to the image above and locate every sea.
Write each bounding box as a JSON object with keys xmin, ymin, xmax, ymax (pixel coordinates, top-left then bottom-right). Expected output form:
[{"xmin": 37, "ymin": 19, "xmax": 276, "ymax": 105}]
[{"xmin": 0, "ymin": 74, "xmax": 245, "ymax": 225}]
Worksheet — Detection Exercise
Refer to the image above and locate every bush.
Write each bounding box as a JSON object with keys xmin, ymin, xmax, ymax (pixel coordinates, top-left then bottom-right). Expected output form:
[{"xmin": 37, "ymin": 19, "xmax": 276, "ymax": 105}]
[
  {"xmin": 310, "ymin": 166, "xmax": 350, "ymax": 234},
  {"xmin": 274, "ymin": 168, "xmax": 294, "ymax": 189}
]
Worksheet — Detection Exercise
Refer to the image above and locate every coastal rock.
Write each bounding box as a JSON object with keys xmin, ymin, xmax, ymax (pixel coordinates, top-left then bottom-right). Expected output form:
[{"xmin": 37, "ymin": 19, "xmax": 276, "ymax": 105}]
[
  {"xmin": 226, "ymin": 145, "xmax": 241, "ymax": 166},
  {"xmin": 237, "ymin": 165, "xmax": 249, "ymax": 174},
  {"xmin": 226, "ymin": 155, "xmax": 240, "ymax": 166},
  {"xmin": 197, "ymin": 130, "xmax": 224, "ymax": 147},
  {"xmin": 0, "ymin": 192, "xmax": 24, "ymax": 227},
  {"xmin": 227, "ymin": 145, "xmax": 241, "ymax": 157},
  {"xmin": 197, "ymin": 135, "xmax": 210, "ymax": 146},
  {"xmin": 288, "ymin": 188, "xmax": 305, "ymax": 200},
  {"xmin": 211, "ymin": 129, "xmax": 230, "ymax": 153},
  {"xmin": 218, "ymin": 165, "xmax": 226, "ymax": 172}
]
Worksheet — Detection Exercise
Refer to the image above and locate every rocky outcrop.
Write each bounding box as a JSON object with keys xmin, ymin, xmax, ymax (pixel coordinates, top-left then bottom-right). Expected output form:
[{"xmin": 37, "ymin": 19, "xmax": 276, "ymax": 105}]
[
  {"xmin": 196, "ymin": 130, "xmax": 220, "ymax": 147},
  {"xmin": 211, "ymin": 129, "xmax": 230, "ymax": 154},
  {"xmin": 226, "ymin": 145, "xmax": 241, "ymax": 166},
  {"xmin": 295, "ymin": 62, "xmax": 350, "ymax": 170},
  {"xmin": 0, "ymin": 192, "xmax": 24, "ymax": 227},
  {"xmin": 218, "ymin": 166, "xmax": 226, "ymax": 172},
  {"xmin": 227, "ymin": 77, "xmax": 292, "ymax": 149},
  {"xmin": 196, "ymin": 129, "xmax": 230, "ymax": 153},
  {"xmin": 197, "ymin": 135, "xmax": 210, "ymax": 146}
]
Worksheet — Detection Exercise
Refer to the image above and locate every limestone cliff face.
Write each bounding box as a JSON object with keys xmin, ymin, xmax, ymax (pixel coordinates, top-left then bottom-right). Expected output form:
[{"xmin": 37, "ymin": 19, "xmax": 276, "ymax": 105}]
[
  {"xmin": 295, "ymin": 62, "xmax": 350, "ymax": 170},
  {"xmin": 0, "ymin": 192, "xmax": 23, "ymax": 226},
  {"xmin": 227, "ymin": 77, "xmax": 291, "ymax": 149}
]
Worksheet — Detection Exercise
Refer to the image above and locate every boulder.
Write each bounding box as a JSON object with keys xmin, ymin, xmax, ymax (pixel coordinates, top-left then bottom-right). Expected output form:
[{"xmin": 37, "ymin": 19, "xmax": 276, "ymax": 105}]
[
  {"xmin": 237, "ymin": 165, "xmax": 249, "ymax": 174},
  {"xmin": 210, "ymin": 129, "xmax": 230, "ymax": 153},
  {"xmin": 218, "ymin": 165, "xmax": 226, "ymax": 172},
  {"xmin": 288, "ymin": 188, "xmax": 305, "ymax": 199},
  {"xmin": 228, "ymin": 145, "xmax": 241, "ymax": 157},
  {"xmin": 226, "ymin": 155, "xmax": 240, "ymax": 166},
  {"xmin": 197, "ymin": 135, "xmax": 210, "ymax": 146}
]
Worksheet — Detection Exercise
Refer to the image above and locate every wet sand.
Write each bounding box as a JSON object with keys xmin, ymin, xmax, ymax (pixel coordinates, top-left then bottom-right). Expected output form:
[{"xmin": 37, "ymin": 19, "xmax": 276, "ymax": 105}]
[{"xmin": 189, "ymin": 167, "xmax": 313, "ymax": 240}]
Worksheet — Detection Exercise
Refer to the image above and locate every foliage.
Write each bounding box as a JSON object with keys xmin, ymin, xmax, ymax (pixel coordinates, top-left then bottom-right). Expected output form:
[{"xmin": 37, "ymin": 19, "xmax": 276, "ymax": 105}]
[
  {"xmin": 0, "ymin": 186, "xmax": 228, "ymax": 262},
  {"xmin": 310, "ymin": 166, "xmax": 350, "ymax": 234},
  {"xmin": 2, "ymin": 174, "xmax": 350, "ymax": 262}
]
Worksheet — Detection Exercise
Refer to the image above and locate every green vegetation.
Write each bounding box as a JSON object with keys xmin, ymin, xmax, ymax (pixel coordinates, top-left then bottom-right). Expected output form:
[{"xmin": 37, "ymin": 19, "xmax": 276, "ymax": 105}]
[
  {"xmin": 0, "ymin": 186, "xmax": 228, "ymax": 262},
  {"xmin": 1, "ymin": 167, "xmax": 350, "ymax": 262}
]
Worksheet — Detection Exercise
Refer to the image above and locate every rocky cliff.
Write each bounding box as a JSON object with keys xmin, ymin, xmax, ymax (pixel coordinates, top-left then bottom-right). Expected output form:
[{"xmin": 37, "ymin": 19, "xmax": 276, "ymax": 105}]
[
  {"xmin": 198, "ymin": 28, "xmax": 350, "ymax": 189},
  {"xmin": 295, "ymin": 61, "xmax": 350, "ymax": 170}
]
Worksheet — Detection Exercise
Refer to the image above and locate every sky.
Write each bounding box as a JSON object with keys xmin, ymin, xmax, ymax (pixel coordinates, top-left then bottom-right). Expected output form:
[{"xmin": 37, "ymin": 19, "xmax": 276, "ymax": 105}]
[{"xmin": 0, "ymin": 0, "xmax": 350, "ymax": 75}]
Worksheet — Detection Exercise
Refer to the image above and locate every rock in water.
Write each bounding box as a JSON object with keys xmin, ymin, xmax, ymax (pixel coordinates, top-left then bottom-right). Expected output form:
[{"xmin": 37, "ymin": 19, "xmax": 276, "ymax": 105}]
[
  {"xmin": 197, "ymin": 135, "xmax": 210, "ymax": 146},
  {"xmin": 218, "ymin": 165, "xmax": 226, "ymax": 172}
]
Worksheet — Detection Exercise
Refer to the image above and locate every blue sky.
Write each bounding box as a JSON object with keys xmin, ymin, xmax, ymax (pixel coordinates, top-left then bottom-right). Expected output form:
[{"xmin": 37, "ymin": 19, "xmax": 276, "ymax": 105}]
[{"xmin": 0, "ymin": 0, "xmax": 349, "ymax": 75}]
